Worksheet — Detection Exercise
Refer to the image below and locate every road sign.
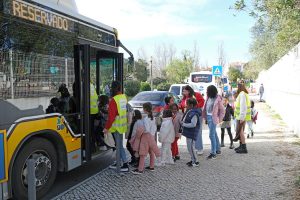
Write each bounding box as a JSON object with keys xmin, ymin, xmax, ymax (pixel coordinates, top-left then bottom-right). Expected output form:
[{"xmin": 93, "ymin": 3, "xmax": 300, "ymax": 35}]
[{"xmin": 212, "ymin": 66, "xmax": 223, "ymax": 76}]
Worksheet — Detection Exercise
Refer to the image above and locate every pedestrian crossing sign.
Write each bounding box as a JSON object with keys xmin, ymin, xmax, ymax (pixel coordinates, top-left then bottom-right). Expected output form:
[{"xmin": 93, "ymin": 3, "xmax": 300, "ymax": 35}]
[{"xmin": 212, "ymin": 66, "xmax": 223, "ymax": 76}]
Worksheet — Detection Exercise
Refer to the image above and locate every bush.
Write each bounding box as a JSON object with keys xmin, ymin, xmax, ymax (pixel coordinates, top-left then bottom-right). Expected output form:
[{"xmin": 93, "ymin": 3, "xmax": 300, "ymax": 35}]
[
  {"xmin": 124, "ymin": 80, "xmax": 140, "ymax": 97},
  {"xmin": 140, "ymin": 82, "xmax": 151, "ymax": 91},
  {"xmin": 156, "ymin": 82, "xmax": 171, "ymax": 91}
]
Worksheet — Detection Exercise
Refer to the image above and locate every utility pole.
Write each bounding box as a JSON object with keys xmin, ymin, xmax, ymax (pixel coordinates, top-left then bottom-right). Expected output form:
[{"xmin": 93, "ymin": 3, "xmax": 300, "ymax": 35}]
[{"xmin": 150, "ymin": 56, "xmax": 153, "ymax": 91}]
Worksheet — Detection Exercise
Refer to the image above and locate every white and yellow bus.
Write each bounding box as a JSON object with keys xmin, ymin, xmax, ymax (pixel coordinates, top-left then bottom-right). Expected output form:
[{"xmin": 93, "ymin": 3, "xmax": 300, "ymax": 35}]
[{"xmin": 0, "ymin": 0, "xmax": 133, "ymax": 199}]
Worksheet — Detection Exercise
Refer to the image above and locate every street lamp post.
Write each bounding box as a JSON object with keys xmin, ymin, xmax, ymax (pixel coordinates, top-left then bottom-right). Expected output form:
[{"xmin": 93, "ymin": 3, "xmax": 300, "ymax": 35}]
[{"xmin": 150, "ymin": 56, "xmax": 153, "ymax": 91}]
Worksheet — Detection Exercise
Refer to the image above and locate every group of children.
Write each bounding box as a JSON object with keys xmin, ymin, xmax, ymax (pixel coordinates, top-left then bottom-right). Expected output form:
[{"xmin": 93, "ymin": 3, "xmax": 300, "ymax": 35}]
[
  {"xmin": 126, "ymin": 94, "xmax": 258, "ymax": 175},
  {"xmin": 126, "ymin": 97, "xmax": 202, "ymax": 175}
]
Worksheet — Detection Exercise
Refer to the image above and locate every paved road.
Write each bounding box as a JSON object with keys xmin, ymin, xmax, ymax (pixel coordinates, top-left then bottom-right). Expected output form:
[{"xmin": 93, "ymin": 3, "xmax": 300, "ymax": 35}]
[
  {"xmin": 52, "ymin": 99, "xmax": 300, "ymax": 200},
  {"xmin": 42, "ymin": 150, "xmax": 115, "ymax": 200}
]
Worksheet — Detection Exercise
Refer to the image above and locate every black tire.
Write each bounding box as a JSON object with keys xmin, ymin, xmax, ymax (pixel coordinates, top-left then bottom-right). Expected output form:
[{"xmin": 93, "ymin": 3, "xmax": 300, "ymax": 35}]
[{"xmin": 12, "ymin": 138, "xmax": 58, "ymax": 200}]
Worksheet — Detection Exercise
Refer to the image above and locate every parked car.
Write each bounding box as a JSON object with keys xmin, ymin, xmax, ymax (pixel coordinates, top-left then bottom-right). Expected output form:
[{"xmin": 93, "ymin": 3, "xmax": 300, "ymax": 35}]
[
  {"xmin": 128, "ymin": 91, "xmax": 180, "ymax": 131},
  {"xmin": 128, "ymin": 91, "xmax": 180, "ymax": 116}
]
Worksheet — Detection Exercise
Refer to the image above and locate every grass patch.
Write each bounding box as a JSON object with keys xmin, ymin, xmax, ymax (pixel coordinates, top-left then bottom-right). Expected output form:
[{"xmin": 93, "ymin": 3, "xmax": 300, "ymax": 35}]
[
  {"xmin": 296, "ymin": 176, "xmax": 300, "ymax": 187},
  {"xmin": 292, "ymin": 140, "xmax": 300, "ymax": 146}
]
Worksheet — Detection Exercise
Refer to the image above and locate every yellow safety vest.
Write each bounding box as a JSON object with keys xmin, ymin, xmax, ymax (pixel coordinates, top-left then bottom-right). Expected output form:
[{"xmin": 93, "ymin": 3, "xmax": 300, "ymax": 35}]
[
  {"xmin": 109, "ymin": 94, "xmax": 128, "ymax": 134},
  {"xmin": 234, "ymin": 91, "xmax": 251, "ymax": 121},
  {"xmin": 90, "ymin": 83, "xmax": 99, "ymax": 114}
]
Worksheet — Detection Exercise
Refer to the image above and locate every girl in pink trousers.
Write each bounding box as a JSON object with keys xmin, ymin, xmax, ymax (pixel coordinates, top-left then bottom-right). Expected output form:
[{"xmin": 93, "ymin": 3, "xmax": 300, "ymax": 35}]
[{"xmin": 131, "ymin": 103, "xmax": 160, "ymax": 175}]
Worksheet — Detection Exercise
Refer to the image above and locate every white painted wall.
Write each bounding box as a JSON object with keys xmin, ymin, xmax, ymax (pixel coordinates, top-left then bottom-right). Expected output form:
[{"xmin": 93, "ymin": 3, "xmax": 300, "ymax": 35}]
[{"xmin": 257, "ymin": 42, "xmax": 300, "ymax": 137}]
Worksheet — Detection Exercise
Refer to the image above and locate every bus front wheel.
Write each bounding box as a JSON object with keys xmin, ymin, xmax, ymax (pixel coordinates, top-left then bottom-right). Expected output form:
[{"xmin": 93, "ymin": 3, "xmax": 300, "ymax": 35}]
[{"xmin": 12, "ymin": 138, "xmax": 58, "ymax": 200}]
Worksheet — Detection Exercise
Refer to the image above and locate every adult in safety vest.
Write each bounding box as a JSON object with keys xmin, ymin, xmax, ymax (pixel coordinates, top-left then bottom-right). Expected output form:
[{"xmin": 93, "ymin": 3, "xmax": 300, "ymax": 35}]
[
  {"xmin": 90, "ymin": 83, "xmax": 99, "ymax": 153},
  {"xmin": 233, "ymin": 82, "xmax": 251, "ymax": 154},
  {"xmin": 103, "ymin": 81, "xmax": 129, "ymax": 173}
]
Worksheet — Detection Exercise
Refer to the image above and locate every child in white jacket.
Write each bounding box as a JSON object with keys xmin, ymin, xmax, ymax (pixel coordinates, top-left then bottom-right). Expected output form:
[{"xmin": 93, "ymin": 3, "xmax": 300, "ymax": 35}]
[{"xmin": 157, "ymin": 109, "xmax": 175, "ymax": 166}]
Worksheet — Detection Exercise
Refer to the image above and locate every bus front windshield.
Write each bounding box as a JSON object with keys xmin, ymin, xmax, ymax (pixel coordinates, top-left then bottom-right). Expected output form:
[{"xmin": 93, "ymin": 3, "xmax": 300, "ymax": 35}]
[{"xmin": 191, "ymin": 74, "xmax": 212, "ymax": 83}]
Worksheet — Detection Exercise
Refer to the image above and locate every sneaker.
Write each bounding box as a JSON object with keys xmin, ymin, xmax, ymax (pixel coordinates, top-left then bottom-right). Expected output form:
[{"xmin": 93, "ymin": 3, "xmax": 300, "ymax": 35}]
[
  {"xmin": 221, "ymin": 143, "xmax": 225, "ymax": 147},
  {"xmin": 109, "ymin": 163, "xmax": 117, "ymax": 169},
  {"xmin": 166, "ymin": 160, "xmax": 175, "ymax": 165},
  {"xmin": 129, "ymin": 158, "xmax": 137, "ymax": 165},
  {"xmin": 196, "ymin": 150, "xmax": 203, "ymax": 155},
  {"xmin": 145, "ymin": 166, "xmax": 155, "ymax": 171},
  {"xmin": 251, "ymin": 131, "xmax": 254, "ymax": 137},
  {"xmin": 229, "ymin": 143, "xmax": 235, "ymax": 149},
  {"xmin": 131, "ymin": 169, "xmax": 143, "ymax": 175},
  {"xmin": 186, "ymin": 161, "xmax": 193, "ymax": 165},
  {"xmin": 156, "ymin": 162, "xmax": 165, "ymax": 167},
  {"xmin": 216, "ymin": 150, "xmax": 221, "ymax": 155},
  {"xmin": 174, "ymin": 155, "xmax": 180, "ymax": 160},
  {"xmin": 187, "ymin": 161, "xmax": 200, "ymax": 167},
  {"xmin": 206, "ymin": 154, "xmax": 216, "ymax": 160},
  {"xmin": 121, "ymin": 163, "xmax": 129, "ymax": 172}
]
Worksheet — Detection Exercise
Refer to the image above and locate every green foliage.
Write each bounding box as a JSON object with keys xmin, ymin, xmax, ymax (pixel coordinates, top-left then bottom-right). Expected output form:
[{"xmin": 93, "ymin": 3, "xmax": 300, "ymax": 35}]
[
  {"xmin": 124, "ymin": 80, "xmax": 140, "ymax": 97},
  {"xmin": 228, "ymin": 67, "xmax": 243, "ymax": 82},
  {"xmin": 156, "ymin": 82, "xmax": 171, "ymax": 91},
  {"xmin": 233, "ymin": 0, "xmax": 300, "ymax": 70},
  {"xmin": 243, "ymin": 62, "xmax": 260, "ymax": 80},
  {"xmin": 134, "ymin": 59, "xmax": 149, "ymax": 82},
  {"xmin": 140, "ymin": 82, "xmax": 151, "ymax": 91},
  {"xmin": 165, "ymin": 58, "xmax": 193, "ymax": 84},
  {"xmin": 153, "ymin": 77, "xmax": 168, "ymax": 87}
]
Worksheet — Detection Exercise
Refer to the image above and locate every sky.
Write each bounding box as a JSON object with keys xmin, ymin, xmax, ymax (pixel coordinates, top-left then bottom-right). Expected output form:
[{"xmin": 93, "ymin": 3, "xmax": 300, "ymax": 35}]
[{"xmin": 75, "ymin": 0, "xmax": 255, "ymax": 67}]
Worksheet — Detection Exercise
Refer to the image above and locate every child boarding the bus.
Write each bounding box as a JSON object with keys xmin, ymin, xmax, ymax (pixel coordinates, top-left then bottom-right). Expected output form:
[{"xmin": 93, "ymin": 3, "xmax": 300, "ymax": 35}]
[
  {"xmin": 127, "ymin": 110, "xmax": 143, "ymax": 166},
  {"xmin": 131, "ymin": 103, "xmax": 160, "ymax": 175},
  {"xmin": 181, "ymin": 98, "xmax": 201, "ymax": 167},
  {"xmin": 156, "ymin": 109, "xmax": 176, "ymax": 166}
]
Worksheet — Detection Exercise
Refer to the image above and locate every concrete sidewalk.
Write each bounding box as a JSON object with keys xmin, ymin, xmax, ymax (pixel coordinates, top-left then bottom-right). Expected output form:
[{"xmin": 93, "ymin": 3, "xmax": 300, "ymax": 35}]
[{"xmin": 53, "ymin": 102, "xmax": 300, "ymax": 200}]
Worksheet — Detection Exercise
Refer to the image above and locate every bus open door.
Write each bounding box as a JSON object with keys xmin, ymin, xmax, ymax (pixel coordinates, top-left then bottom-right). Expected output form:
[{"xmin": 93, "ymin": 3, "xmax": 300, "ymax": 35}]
[{"xmin": 74, "ymin": 45, "xmax": 124, "ymax": 162}]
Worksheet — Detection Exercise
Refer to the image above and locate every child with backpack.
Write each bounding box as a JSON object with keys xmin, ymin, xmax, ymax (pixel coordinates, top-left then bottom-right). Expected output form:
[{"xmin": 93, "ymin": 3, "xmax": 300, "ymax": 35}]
[{"xmin": 247, "ymin": 100, "xmax": 258, "ymax": 138}]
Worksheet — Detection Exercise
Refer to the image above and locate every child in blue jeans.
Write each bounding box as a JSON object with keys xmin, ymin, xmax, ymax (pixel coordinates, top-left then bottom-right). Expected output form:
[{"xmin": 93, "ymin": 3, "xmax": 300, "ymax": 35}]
[{"xmin": 182, "ymin": 98, "xmax": 201, "ymax": 167}]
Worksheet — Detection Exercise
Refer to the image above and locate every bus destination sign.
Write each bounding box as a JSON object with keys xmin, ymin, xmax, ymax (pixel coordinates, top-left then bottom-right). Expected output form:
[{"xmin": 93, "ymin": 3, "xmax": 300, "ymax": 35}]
[{"xmin": 12, "ymin": 0, "xmax": 72, "ymax": 31}]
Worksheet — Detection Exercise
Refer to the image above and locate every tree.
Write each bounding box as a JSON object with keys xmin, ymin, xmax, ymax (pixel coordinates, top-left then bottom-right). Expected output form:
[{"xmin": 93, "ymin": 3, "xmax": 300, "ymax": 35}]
[
  {"xmin": 153, "ymin": 43, "xmax": 177, "ymax": 77},
  {"xmin": 134, "ymin": 59, "xmax": 149, "ymax": 82},
  {"xmin": 242, "ymin": 62, "xmax": 260, "ymax": 80},
  {"xmin": 233, "ymin": 0, "xmax": 300, "ymax": 70},
  {"xmin": 192, "ymin": 40, "xmax": 201, "ymax": 70},
  {"xmin": 124, "ymin": 80, "xmax": 140, "ymax": 97},
  {"xmin": 140, "ymin": 82, "xmax": 151, "ymax": 91},
  {"xmin": 165, "ymin": 56, "xmax": 193, "ymax": 84},
  {"xmin": 228, "ymin": 67, "xmax": 243, "ymax": 82}
]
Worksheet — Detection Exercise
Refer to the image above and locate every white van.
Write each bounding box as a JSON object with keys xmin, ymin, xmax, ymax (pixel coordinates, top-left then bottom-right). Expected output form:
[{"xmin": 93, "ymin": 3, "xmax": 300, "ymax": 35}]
[{"xmin": 168, "ymin": 83, "xmax": 200, "ymax": 99}]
